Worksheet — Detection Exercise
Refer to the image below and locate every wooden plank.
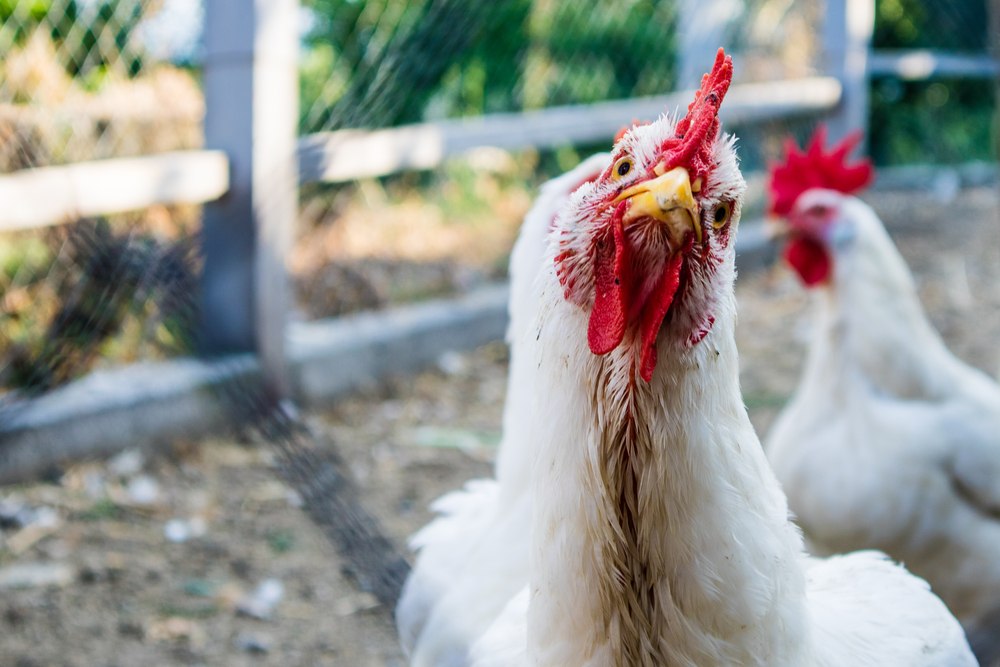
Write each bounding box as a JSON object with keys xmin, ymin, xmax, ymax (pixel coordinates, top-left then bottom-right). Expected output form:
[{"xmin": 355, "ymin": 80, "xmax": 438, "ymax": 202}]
[
  {"xmin": 200, "ymin": 0, "xmax": 299, "ymax": 397},
  {"xmin": 677, "ymin": 0, "xmax": 740, "ymax": 89},
  {"xmin": 869, "ymin": 50, "xmax": 1000, "ymax": 80},
  {"xmin": 299, "ymin": 77, "xmax": 843, "ymax": 183},
  {"xmin": 990, "ymin": 0, "xmax": 1000, "ymax": 164},
  {"xmin": 0, "ymin": 151, "xmax": 229, "ymax": 232},
  {"xmin": 822, "ymin": 0, "xmax": 875, "ymax": 145}
]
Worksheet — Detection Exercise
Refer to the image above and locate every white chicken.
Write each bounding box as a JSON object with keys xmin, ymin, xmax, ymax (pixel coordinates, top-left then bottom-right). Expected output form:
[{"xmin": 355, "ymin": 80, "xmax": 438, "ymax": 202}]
[
  {"xmin": 765, "ymin": 128, "xmax": 1000, "ymax": 629},
  {"xmin": 395, "ymin": 152, "xmax": 610, "ymax": 665},
  {"xmin": 465, "ymin": 50, "xmax": 974, "ymax": 666}
]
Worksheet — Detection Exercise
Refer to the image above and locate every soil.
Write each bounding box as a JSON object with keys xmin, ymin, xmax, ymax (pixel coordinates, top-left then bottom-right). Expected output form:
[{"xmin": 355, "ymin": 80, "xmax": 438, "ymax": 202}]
[{"xmin": 0, "ymin": 186, "xmax": 997, "ymax": 666}]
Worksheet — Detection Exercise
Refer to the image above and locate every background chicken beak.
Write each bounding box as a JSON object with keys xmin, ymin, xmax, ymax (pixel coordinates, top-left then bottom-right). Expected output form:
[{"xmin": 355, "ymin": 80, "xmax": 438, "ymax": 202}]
[
  {"xmin": 616, "ymin": 167, "xmax": 702, "ymax": 244},
  {"xmin": 763, "ymin": 217, "xmax": 791, "ymax": 242}
]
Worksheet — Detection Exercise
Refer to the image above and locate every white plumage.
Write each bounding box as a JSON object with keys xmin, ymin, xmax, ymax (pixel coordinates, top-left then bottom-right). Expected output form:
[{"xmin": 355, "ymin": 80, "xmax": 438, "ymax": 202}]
[
  {"xmin": 396, "ymin": 153, "xmax": 610, "ymax": 666},
  {"xmin": 467, "ymin": 110, "xmax": 972, "ymax": 666},
  {"xmin": 766, "ymin": 188, "xmax": 1000, "ymax": 627},
  {"xmin": 403, "ymin": 51, "xmax": 974, "ymax": 666}
]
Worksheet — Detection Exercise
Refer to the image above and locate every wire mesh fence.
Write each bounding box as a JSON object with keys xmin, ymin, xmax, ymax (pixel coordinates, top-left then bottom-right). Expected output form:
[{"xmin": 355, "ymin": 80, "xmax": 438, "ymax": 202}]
[
  {"xmin": 291, "ymin": 0, "xmax": 829, "ymax": 324},
  {"xmin": 0, "ymin": 0, "xmax": 202, "ymax": 169},
  {"xmin": 0, "ymin": 0, "xmax": 203, "ymax": 403},
  {"xmin": 0, "ymin": 0, "xmax": 997, "ymax": 397}
]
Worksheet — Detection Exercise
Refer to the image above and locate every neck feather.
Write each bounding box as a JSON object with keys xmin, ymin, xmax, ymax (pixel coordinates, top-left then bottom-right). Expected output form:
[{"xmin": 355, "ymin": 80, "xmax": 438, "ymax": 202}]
[
  {"xmin": 804, "ymin": 214, "xmax": 962, "ymax": 400},
  {"xmin": 525, "ymin": 276, "xmax": 808, "ymax": 667}
]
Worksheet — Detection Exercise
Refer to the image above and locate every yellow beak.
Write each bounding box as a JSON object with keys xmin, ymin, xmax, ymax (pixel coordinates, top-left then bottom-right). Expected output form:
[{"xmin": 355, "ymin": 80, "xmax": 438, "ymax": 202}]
[{"xmin": 614, "ymin": 166, "xmax": 702, "ymax": 244}]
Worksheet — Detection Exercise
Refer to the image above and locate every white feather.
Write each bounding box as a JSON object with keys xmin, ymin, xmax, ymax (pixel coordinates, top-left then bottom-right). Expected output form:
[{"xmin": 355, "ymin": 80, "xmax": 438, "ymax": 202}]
[
  {"xmin": 406, "ymin": 121, "xmax": 973, "ymax": 666},
  {"xmin": 469, "ymin": 131, "xmax": 971, "ymax": 665},
  {"xmin": 767, "ymin": 190, "xmax": 1000, "ymax": 626},
  {"xmin": 396, "ymin": 153, "xmax": 611, "ymax": 665}
]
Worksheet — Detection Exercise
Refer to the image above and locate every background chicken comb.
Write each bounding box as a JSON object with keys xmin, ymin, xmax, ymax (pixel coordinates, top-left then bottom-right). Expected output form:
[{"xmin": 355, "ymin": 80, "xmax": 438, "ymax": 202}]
[
  {"xmin": 658, "ymin": 47, "xmax": 733, "ymax": 181},
  {"xmin": 768, "ymin": 125, "xmax": 874, "ymax": 216}
]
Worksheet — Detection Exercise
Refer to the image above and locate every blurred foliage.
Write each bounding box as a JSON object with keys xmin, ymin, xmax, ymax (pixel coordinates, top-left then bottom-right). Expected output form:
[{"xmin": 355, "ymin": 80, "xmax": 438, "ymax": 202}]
[
  {"xmin": 870, "ymin": 78, "xmax": 996, "ymax": 166},
  {"xmin": 300, "ymin": 0, "xmax": 677, "ymax": 132},
  {"xmin": 0, "ymin": 0, "xmax": 146, "ymax": 80},
  {"xmin": 302, "ymin": 0, "xmax": 995, "ymax": 165},
  {"xmin": 0, "ymin": 221, "xmax": 199, "ymax": 393},
  {"xmin": 874, "ymin": 0, "xmax": 989, "ymax": 52},
  {"xmin": 871, "ymin": 0, "xmax": 996, "ymax": 165}
]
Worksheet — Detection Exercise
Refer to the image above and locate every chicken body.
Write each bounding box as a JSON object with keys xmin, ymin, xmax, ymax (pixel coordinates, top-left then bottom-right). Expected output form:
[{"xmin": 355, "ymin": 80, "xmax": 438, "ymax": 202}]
[
  {"xmin": 467, "ymin": 52, "xmax": 972, "ymax": 666},
  {"xmin": 767, "ymin": 190, "xmax": 1000, "ymax": 625},
  {"xmin": 405, "ymin": 51, "xmax": 973, "ymax": 666},
  {"xmin": 468, "ymin": 123, "xmax": 972, "ymax": 667},
  {"xmin": 395, "ymin": 153, "xmax": 610, "ymax": 666}
]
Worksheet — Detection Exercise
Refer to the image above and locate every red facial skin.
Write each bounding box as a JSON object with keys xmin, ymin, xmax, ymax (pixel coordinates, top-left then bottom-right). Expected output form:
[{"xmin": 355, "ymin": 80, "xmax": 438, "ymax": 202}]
[
  {"xmin": 558, "ymin": 49, "xmax": 733, "ymax": 382},
  {"xmin": 767, "ymin": 126, "xmax": 874, "ymax": 290},
  {"xmin": 784, "ymin": 198, "xmax": 838, "ymax": 287}
]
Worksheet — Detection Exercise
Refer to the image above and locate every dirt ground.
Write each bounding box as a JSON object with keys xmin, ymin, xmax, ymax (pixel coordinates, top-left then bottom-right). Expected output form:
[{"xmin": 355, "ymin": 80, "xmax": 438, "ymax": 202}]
[{"xmin": 0, "ymin": 186, "xmax": 998, "ymax": 666}]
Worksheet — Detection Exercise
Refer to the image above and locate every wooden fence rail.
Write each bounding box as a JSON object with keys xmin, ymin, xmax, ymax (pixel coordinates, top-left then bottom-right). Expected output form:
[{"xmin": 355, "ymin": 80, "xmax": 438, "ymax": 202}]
[
  {"xmin": 869, "ymin": 50, "xmax": 1000, "ymax": 80},
  {"xmin": 0, "ymin": 78, "xmax": 842, "ymax": 231},
  {"xmin": 298, "ymin": 77, "xmax": 843, "ymax": 184},
  {"xmin": 0, "ymin": 151, "xmax": 229, "ymax": 232}
]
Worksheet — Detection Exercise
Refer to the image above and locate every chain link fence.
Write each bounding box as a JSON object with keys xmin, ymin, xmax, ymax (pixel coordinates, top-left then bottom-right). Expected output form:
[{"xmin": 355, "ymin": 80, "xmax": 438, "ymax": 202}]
[
  {"xmin": 0, "ymin": 0, "xmax": 202, "ymax": 170},
  {"xmin": 291, "ymin": 0, "xmax": 826, "ymax": 322},
  {"xmin": 0, "ymin": 0, "xmax": 203, "ymax": 403},
  {"xmin": 1, "ymin": 0, "xmax": 996, "ymax": 396}
]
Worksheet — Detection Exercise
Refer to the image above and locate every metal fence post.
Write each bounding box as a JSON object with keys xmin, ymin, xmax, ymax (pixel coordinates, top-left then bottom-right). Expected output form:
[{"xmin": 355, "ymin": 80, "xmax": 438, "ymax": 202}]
[
  {"xmin": 989, "ymin": 0, "xmax": 1000, "ymax": 163},
  {"xmin": 823, "ymin": 0, "xmax": 875, "ymax": 145},
  {"xmin": 677, "ymin": 0, "xmax": 739, "ymax": 90},
  {"xmin": 200, "ymin": 0, "xmax": 299, "ymax": 396}
]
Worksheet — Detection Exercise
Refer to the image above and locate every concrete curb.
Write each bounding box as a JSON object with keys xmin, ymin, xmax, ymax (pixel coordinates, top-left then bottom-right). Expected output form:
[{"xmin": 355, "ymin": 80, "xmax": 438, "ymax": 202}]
[
  {"xmin": 290, "ymin": 284, "xmax": 509, "ymax": 406},
  {"xmin": 0, "ymin": 286, "xmax": 510, "ymax": 484},
  {"xmin": 0, "ymin": 355, "xmax": 258, "ymax": 484}
]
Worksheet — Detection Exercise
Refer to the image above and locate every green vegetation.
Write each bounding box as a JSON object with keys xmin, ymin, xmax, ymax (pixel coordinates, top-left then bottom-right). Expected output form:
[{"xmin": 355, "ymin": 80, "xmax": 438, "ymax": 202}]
[
  {"xmin": 77, "ymin": 497, "xmax": 121, "ymax": 522},
  {"xmin": 0, "ymin": 0, "xmax": 146, "ymax": 80},
  {"xmin": 871, "ymin": 0, "xmax": 997, "ymax": 165},
  {"xmin": 299, "ymin": 0, "xmax": 678, "ymax": 132},
  {"xmin": 266, "ymin": 528, "xmax": 296, "ymax": 554}
]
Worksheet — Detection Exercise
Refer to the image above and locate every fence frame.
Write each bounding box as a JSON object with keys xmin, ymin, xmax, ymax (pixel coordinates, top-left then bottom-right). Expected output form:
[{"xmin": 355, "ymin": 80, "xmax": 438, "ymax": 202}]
[
  {"xmin": 199, "ymin": 0, "xmax": 299, "ymax": 396},
  {"xmin": 0, "ymin": 0, "xmax": 996, "ymax": 424}
]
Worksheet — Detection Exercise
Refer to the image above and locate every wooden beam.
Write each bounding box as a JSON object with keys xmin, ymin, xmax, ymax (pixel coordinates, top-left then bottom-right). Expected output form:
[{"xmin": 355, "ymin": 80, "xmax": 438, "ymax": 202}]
[
  {"xmin": 299, "ymin": 77, "xmax": 843, "ymax": 183},
  {"xmin": 0, "ymin": 151, "xmax": 229, "ymax": 232},
  {"xmin": 677, "ymin": 0, "xmax": 740, "ymax": 90},
  {"xmin": 822, "ymin": 0, "xmax": 875, "ymax": 146},
  {"xmin": 869, "ymin": 50, "xmax": 1000, "ymax": 80},
  {"xmin": 990, "ymin": 0, "xmax": 1000, "ymax": 166},
  {"xmin": 200, "ymin": 0, "xmax": 299, "ymax": 397}
]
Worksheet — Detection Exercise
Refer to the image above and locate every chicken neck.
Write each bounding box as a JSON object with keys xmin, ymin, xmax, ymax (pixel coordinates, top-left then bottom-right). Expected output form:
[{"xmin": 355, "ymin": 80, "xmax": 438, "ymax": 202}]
[
  {"xmin": 803, "ymin": 207, "xmax": 965, "ymax": 402},
  {"xmin": 525, "ymin": 277, "xmax": 809, "ymax": 667}
]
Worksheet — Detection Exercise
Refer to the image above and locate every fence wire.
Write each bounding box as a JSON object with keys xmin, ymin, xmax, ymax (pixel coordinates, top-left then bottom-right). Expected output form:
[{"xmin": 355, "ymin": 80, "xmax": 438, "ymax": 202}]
[
  {"xmin": 4, "ymin": 0, "xmax": 996, "ymax": 395},
  {"xmin": 292, "ymin": 0, "xmax": 828, "ymax": 324},
  {"xmin": 0, "ymin": 0, "xmax": 201, "ymax": 170},
  {"xmin": 1, "ymin": 0, "xmax": 996, "ymax": 397},
  {"xmin": 0, "ymin": 0, "xmax": 202, "ymax": 400}
]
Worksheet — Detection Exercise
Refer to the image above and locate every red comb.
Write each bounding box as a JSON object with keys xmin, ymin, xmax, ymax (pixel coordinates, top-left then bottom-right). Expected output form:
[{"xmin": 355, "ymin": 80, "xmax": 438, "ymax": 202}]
[
  {"xmin": 768, "ymin": 125, "xmax": 874, "ymax": 216},
  {"xmin": 659, "ymin": 48, "xmax": 733, "ymax": 181}
]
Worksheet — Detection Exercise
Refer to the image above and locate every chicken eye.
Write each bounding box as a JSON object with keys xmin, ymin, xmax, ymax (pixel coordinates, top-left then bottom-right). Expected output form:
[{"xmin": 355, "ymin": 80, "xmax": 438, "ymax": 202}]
[
  {"xmin": 613, "ymin": 157, "xmax": 634, "ymax": 179},
  {"xmin": 713, "ymin": 201, "xmax": 732, "ymax": 228}
]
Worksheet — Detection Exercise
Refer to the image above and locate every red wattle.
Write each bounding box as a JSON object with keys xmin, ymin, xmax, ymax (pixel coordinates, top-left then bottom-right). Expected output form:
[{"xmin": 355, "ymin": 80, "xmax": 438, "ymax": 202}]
[
  {"xmin": 784, "ymin": 235, "xmax": 832, "ymax": 287},
  {"xmin": 588, "ymin": 207, "xmax": 630, "ymax": 356},
  {"xmin": 638, "ymin": 251, "xmax": 685, "ymax": 382}
]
